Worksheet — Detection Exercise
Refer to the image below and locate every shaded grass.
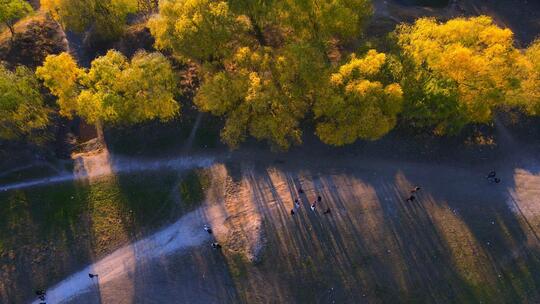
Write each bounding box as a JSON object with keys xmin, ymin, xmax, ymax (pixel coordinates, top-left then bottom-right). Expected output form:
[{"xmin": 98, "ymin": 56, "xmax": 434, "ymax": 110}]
[
  {"xmin": 106, "ymin": 114, "xmax": 223, "ymax": 156},
  {"xmin": 228, "ymin": 253, "xmax": 249, "ymax": 279},
  {"xmin": 0, "ymin": 170, "xmax": 181, "ymax": 303},
  {"xmin": 0, "ymin": 165, "xmax": 58, "ymax": 185},
  {"xmin": 178, "ymin": 169, "xmax": 210, "ymax": 209}
]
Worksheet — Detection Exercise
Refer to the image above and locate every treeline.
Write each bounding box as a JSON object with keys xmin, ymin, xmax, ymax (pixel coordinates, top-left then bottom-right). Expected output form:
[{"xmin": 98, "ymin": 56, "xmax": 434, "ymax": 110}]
[{"xmin": 1, "ymin": 0, "xmax": 540, "ymax": 150}]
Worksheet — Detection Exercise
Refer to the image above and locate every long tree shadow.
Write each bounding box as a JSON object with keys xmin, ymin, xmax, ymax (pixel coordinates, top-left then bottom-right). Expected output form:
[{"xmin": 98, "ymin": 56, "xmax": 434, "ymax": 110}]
[
  {"xmin": 370, "ymin": 161, "xmax": 540, "ymax": 303},
  {"xmin": 217, "ymin": 145, "xmax": 540, "ymax": 303}
]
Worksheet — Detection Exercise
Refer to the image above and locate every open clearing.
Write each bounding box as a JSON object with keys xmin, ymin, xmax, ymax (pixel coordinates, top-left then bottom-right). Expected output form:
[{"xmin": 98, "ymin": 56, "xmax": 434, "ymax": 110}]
[{"xmin": 3, "ymin": 127, "xmax": 540, "ymax": 303}]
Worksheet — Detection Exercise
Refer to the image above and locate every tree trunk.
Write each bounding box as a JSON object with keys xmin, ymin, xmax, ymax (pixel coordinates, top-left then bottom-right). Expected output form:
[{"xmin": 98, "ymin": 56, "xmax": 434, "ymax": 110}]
[
  {"xmin": 250, "ymin": 17, "xmax": 266, "ymax": 46},
  {"xmin": 95, "ymin": 120, "xmax": 105, "ymax": 145},
  {"xmin": 5, "ymin": 22, "xmax": 15, "ymax": 43}
]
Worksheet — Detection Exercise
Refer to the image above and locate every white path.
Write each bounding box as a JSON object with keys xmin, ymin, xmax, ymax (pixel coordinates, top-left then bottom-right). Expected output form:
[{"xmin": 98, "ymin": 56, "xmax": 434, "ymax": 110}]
[
  {"xmin": 30, "ymin": 207, "xmax": 211, "ymax": 304},
  {"xmin": 0, "ymin": 155, "xmax": 216, "ymax": 192}
]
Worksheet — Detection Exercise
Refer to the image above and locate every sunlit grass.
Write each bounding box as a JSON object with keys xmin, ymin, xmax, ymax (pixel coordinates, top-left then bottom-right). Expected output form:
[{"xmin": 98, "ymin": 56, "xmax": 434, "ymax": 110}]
[{"xmin": 0, "ymin": 12, "xmax": 46, "ymax": 45}]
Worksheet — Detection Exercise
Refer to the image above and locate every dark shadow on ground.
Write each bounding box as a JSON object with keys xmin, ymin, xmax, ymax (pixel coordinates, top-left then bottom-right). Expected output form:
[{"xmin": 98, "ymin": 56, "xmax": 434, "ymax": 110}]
[{"xmin": 216, "ymin": 125, "xmax": 540, "ymax": 303}]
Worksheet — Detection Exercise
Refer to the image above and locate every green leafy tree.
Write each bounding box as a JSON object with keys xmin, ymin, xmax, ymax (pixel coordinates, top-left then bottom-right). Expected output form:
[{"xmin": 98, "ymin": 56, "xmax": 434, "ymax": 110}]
[
  {"xmin": 0, "ymin": 0, "xmax": 33, "ymax": 42},
  {"xmin": 277, "ymin": 0, "xmax": 372, "ymax": 45},
  {"xmin": 396, "ymin": 16, "xmax": 524, "ymax": 134},
  {"xmin": 41, "ymin": 0, "xmax": 137, "ymax": 39},
  {"xmin": 0, "ymin": 64, "xmax": 49, "ymax": 140},
  {"xmin": 315, "ymin": 50, "xmax": 403, "ymax": 145},
  {"xmin": 37, "ymin": 50, "xmax": 179, "ymax": 134}
]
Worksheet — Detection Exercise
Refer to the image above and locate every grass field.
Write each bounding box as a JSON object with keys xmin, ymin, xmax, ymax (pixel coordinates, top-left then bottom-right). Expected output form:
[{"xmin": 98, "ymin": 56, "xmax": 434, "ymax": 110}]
[{"xmin": 0, "ymin": 166, "xmax": 210, "ymax": 303}]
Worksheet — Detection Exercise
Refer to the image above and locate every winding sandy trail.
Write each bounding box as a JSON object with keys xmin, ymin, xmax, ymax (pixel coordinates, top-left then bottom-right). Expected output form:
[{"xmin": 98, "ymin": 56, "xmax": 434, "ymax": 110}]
[{"xmin": 30, "ymin": 207, "xmax": 212, "ymax": 304}]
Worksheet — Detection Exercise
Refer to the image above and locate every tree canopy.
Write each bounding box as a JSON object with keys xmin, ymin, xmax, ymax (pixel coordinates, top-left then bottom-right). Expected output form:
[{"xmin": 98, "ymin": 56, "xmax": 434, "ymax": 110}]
[
  {"xmin": 396, "ymin": 16, "xmax": 525, "ymax": 134},
  {"xmin": 37, "ymin": 50, "xmax": 179, "ymax": 126},
  {"xmin": 517, "ymin": 39, "xmax": 540, "ymax": 116},
  {"xmin": 0, "ymin": 0, "xmax": 33, "ymax": 40},
  {"xmin": 315, "ymin": 50, "xmax": 403, "ymax": 145},
  {"xmin": 40, "ymin": 0, "xmax": 137, "ymax": 39},
  {"xmin": 148, "ymin": 0, "xmax": 248, "ymax": 63},
  {"xmin": 0, "ymin": 64, "xmax": 49, "ymax": 140},
  {"xmin": 149, "ymin": 0, "xmax": 373, "ymax": 149}
]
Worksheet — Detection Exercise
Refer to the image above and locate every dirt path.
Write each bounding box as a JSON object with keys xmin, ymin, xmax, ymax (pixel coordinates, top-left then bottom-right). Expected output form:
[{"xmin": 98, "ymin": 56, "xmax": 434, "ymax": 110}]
[
  {"xmin": 30, "ymin": 207, "xmax": 216, "ymax": 304},
  {"xmin": 0, "ymin": 153, "xmax": 215, "ymax": 192}
]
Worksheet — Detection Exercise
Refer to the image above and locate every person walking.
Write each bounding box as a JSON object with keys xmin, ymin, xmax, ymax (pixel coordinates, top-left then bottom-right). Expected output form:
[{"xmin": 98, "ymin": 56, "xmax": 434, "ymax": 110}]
[
  {"xmin": 317, "ymin": 195, "xmax": 322, "ymax": 202},
  {"xmin": 311, "ymin": 202, "xmax": 316, "ymax": 211},
  {"xmin": 35, "ymin": 289, "xmax": 46, "ymax": 301},
  {"xmin": 204, "ymin": 225, "xmax": 213, "ymax": 234},
  {"xmin": 294, "ymin": 198, "xmax": 300, "ymax": 209},
  {"xmin": 89, "ymin": 273, "xmax": 98, "ymax": 279},
  {"xmin": 211, "ymin": 242, "xmax": 222, "ymax": 250},
  {"xmin": 406, "ymin": 195, "xmax": 416, "ymax": 202},
  {"xmin": 291, "ymin": 209, "xmax": 295, "ymax": 215},
  {"xmin": 411, "ymin": 186, "xmax": 421, "ymax": 193}
]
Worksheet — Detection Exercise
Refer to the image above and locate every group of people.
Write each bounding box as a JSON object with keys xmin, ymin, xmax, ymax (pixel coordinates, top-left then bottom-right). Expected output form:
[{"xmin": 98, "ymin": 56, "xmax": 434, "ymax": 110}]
[
  {"xmin": 406, "ymin": 186, "xmax": 421, "ymax": 202},
  {"xmin": 35, "ymin": 289, "xmax": 46, "ymax": 303},
  {"xmin": 487, "ymin": 171, "xmax": 501, "ymax": 184},
  {"xmin": 204, "ymin": 224, "xmax": 222, "ymax": 250},
  {"xmin": 290, "ymin": 188, "xmax": 331, "ymax": 216}
]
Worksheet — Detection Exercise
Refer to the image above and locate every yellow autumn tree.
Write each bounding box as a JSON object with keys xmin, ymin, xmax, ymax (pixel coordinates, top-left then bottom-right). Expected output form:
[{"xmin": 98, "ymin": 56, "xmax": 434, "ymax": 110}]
[
  {"xmin": 37, "ymin": 51, "xmax": 179, "ymax": 128},
  {"xmin": 36, "ymin": 52, "xmax": 83, "ymax": 118},
  {"xmin": 516, "ymin": 39, "xmax": 540, "ymax": 115},
  {"xmin": 315, "ymin": 50, "xmax": 403, "ymax": 145},
  {"xmin": 196, "ymin": 44, "xmax": 327, "ymax": 149},
  {"xmin": 397, "ymin": 16, "xmax": 524, "ymax": 134},
  {"xmin": 150, "ymin": 0, "xmax": 373, "ymax": 149}
]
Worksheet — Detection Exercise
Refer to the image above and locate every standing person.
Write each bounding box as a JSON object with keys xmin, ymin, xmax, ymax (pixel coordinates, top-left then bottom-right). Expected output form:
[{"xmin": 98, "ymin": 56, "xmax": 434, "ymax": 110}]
[
  {"xmin": 294, "ymin": 199, "xmax": 300, "ymax": 209},
  {"xmin": 35, "ymin": 290, "xmax": 46, "ymax": 296},
  {"xmin": 317, "ymin": 195, "xmax": 322, "ymax": 202},
  {"xmin": 311, "ymin": 202, "xmax": 316, "ymax": 211},
  {"xmin": 35, "ymin": 289, "xmax": 46, "ymax": 301},
  {"xmin": 291, "ymin": 209, "xmax": 295, "ymax": 215}
]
